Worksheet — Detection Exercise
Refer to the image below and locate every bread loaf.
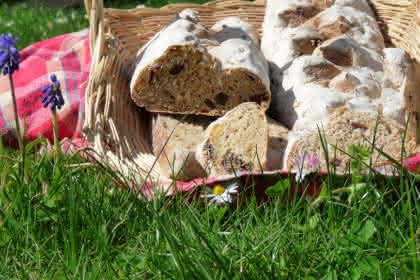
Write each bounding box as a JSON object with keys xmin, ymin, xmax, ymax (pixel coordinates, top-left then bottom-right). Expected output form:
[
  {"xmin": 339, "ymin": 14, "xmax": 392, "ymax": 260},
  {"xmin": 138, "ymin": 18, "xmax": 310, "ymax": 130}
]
[
  {"xmin": 285, "ymin": 107, "xmax": 417, "ymax": 173},
  {"xmin": 152, "ymin": 114, "xmax": 213, "ymax": 181},
  {"xmin": 261, "ymin": 0, "xmax": 382, "ymax": 128},
  {"xmin": 262, "ymin": 0, "xmax": 418, "ymax": 174},
  {"xmin": 196, "ymin": 102, "xmax": 268, "ymax": 177},
  {"xmin": 130, "ymin": 13, "xmax": 271, "ymax": 116}
]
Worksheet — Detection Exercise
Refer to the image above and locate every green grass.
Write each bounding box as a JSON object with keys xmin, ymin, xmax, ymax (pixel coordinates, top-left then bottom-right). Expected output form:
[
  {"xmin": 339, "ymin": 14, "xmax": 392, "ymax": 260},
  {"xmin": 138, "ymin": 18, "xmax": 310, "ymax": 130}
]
[
  {"xmin": 0, "ymin": 142, "xmax": 419, "ymax": 279},
  {"xmin": 0, "ymin": 2, "xmax": 88, "ymax": 50},
  {"xmin": 0, "ymin": 1, "xmax": 419, "ymax": 279}
]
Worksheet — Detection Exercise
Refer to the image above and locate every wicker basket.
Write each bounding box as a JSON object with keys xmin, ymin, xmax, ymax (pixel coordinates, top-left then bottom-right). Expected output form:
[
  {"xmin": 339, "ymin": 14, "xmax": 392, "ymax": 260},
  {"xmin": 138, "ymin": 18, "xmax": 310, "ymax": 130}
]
[{"xmin": 82, "ymin": 0, "xmax": 420, "ymax": 191}]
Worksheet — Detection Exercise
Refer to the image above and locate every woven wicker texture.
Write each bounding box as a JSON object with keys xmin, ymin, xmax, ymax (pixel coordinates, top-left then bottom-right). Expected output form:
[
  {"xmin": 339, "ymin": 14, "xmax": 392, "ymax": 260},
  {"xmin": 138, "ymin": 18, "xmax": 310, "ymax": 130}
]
[
  {"xmin": 82, "ymin": 0, "xmax": 420, "ymax": 186},
  {"xmin": 370, "ymin": 0, "xmax": 420, "ymax": 60}
]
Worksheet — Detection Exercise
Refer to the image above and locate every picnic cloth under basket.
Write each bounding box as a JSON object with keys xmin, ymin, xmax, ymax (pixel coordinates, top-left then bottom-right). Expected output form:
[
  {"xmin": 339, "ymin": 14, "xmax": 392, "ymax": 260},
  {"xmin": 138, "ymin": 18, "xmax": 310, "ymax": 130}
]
[
  {"xmin": 1, "ymin": 0, "xmax": 420, "ymax": 198},
  {"xmin": 0, "ymin": 29, "xmax": 90, "ymax": 151}
]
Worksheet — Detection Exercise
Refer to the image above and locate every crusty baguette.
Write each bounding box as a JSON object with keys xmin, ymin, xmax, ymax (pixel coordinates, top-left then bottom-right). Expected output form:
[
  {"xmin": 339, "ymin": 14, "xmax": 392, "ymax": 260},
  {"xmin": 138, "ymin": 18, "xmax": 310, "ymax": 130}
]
[
  {"xmin": 152, "ymin": 114, "xmax": 213, "ymax": 181},
  {"xmin": 130, "ymin": 13, "xmax": 271, "ymax": 116},
  {"xmin": 196, "ymin": 102, "xmax": 268, "ymax": 177},
  {"xmin": 285, "ymin": 107, "xmax": 417, "ymax": 173},
  {"xmin": 261, "ymin": 0, "xmax": 382, "ymax": 129}
]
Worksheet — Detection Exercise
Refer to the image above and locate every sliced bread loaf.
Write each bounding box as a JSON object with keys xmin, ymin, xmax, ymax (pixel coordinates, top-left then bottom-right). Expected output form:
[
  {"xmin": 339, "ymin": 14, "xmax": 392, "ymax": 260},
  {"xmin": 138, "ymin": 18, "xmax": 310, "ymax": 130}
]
[
  {"xmin": 196, "ymin": 102, "xmax": 269, "ymax": 177},
  {"xmin": 130, "ymin": 13, "xmax": 271, "ymax": 116}
]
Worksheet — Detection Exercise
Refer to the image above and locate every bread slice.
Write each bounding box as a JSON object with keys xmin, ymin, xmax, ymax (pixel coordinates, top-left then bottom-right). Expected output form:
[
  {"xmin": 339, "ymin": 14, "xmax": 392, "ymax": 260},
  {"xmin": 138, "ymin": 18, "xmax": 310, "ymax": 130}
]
[
  {"xmin": 151, "ymin": 114, "xmax": 213, "ymax": 181},
  {"xmin": 130, "ymin": 13, "xmax": 271, "ymax": 116},
  {"xmin": 196, "ymin": 102, "xmax": 268, "ymax": 177},
  {"xmin": 285, "ymin": 107, "xmax": 417, "ymax": 173},
  {"xmin": 266, "ymin": 118, "xmax": 289, "ymax": 171}
]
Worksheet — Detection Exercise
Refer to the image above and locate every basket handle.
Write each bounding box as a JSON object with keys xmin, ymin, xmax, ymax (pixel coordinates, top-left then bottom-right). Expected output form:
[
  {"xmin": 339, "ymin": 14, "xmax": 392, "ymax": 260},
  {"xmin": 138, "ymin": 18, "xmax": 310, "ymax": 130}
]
[{"xmin": 84, "ymin": 0, "xmax": 104, "ymax": 58}]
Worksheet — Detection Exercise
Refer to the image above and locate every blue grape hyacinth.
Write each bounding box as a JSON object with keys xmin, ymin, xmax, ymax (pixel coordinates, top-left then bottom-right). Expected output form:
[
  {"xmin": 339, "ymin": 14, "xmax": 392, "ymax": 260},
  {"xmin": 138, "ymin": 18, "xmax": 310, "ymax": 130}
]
[
  {"xmin": 41, "ymin": 74, "xmax": 65, "ymax": 111},
  {"xmin": 0, "ymin": 33, "xmax": 21, "ymax": 75}
]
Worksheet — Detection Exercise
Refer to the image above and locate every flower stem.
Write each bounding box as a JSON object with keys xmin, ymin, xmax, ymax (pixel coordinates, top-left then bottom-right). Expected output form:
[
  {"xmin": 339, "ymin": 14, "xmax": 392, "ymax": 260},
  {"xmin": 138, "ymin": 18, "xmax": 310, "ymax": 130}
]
[
  {"xmin": 52, "ymin": 110, "xmax": 61, "ymax": 159},
  {"xmin": 8, "ymin": 72, "xmax": 23, "ymax": 151}
]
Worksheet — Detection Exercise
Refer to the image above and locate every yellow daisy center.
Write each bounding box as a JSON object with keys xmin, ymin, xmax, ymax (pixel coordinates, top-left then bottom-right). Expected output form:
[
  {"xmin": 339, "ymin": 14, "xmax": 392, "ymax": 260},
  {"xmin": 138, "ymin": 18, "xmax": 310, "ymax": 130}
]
[{"xmin": 212, "ymin": 185, "xmax": 225, "ymax": 196}]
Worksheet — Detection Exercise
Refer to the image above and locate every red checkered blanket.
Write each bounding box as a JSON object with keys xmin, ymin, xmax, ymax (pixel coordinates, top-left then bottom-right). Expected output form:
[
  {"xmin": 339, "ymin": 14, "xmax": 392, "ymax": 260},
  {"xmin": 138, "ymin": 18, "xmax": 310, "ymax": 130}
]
[
  {"xmin": 0, "ymin": 29, "xmax": 90, "ymax": 149},
  {"xmin": 1, "ymin": 29, "xmax": 420, "ymax": 184}
]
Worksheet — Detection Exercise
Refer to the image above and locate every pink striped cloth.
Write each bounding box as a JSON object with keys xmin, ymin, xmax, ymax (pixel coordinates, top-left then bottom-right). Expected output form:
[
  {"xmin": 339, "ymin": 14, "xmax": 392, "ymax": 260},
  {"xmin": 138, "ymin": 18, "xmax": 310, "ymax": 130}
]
[
  {"xmin": 1, "ymin": 30, "xmax": 419, "ymax": 198},
  {"xmin": 0, "ymin": 29, "xmax": 90, "ymax": 149}
]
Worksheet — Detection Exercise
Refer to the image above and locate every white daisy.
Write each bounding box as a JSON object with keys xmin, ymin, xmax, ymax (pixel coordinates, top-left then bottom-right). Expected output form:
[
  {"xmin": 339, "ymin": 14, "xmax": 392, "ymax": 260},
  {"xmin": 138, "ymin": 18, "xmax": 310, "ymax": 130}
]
[{"xmin": 201, "ymin": 182, "xmax": 239, "ymax": 205}]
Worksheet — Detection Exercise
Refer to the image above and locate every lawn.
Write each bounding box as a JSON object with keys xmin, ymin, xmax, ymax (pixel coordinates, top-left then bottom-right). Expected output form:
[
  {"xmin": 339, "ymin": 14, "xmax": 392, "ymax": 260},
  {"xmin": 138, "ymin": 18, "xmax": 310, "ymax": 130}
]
[{"xmin": 0, "ymin": 1, "xmax": 419, "ymax": 279}]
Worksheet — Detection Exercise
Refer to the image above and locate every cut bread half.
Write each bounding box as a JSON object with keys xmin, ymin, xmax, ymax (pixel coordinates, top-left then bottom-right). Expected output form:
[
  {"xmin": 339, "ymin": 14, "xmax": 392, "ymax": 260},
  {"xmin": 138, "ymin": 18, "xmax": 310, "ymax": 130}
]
[{"xmin": 130, "ymin": 13, "xmax": 271, "ymax": 116}]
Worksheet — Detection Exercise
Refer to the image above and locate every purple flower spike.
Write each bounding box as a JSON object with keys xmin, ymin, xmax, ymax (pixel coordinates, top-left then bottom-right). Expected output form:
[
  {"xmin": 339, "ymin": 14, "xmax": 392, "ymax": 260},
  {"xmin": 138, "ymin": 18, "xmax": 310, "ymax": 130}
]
[
  {"xmin": 0, "ymin": 33, "xmax": 21, "ymax": 75},
  {"xmin": 41, "ymin": 74, "xmax": 65, "ymax": 111}
]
